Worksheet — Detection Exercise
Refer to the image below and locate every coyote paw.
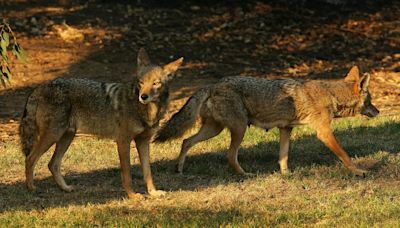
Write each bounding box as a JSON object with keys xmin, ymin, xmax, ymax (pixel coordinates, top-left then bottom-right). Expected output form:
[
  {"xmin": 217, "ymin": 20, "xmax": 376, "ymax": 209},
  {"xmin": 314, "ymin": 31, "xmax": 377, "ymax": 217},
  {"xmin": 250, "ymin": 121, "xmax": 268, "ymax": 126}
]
[
  {"xmin": 127, "ymin": 192, "xmax": 145, "ymax": 200},
  {"xmin": 61, "ymin": 185, "xmax": 75, "ymax": 192},
  {"xmin": 235, "ymin": 167, "xmax": 252, "ymax": 176},
  {"xmin": 148, "ymin": 189, "xmax": 166, "ymax": 197},
  {"xmin": 27, "ymin": 183, "xmax": 37, "ymax": 192},
  {"xmin": 349, "ymin": 166, "xmax": 368, "ymax": 177},
  {"xmin": 280, "ymin": 169, "xmax": 292, "ymax": 176},
  {"xmin": 236, "ymin": 170, "xmax": 254, "ymax": 176},
  {"xmin": 175, "ymin": 164, "xmax": 184, "ymax": 174}
]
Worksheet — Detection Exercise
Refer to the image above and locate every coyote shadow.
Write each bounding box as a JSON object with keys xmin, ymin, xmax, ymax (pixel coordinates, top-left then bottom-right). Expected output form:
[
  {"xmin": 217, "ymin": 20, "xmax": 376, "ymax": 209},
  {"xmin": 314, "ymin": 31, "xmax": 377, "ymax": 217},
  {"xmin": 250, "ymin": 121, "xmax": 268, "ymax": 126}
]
[{"xmin": 0, "ymin": 120, "xmax": 398, "ymax": 212}]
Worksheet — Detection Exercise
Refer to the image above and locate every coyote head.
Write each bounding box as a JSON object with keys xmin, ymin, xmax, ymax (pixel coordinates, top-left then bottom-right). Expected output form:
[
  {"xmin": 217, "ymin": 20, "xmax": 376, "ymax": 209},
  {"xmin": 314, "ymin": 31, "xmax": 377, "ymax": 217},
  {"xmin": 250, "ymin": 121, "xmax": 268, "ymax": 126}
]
[
  {"xmin": 345, "ymin": 66, "xmax": 379, "ymax": 118},
  {"xmin": 135, "ymin": 48, "xmax": 183, "ymax": 104}
]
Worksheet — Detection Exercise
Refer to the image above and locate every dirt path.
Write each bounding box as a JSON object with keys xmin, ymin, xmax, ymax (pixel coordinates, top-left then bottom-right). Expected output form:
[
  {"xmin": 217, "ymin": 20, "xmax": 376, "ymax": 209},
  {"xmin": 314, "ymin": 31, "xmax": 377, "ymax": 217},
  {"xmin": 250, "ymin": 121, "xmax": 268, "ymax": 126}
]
[{"xmin": 1, "ymin": 0, "xmax": 399, "ymax": 140}]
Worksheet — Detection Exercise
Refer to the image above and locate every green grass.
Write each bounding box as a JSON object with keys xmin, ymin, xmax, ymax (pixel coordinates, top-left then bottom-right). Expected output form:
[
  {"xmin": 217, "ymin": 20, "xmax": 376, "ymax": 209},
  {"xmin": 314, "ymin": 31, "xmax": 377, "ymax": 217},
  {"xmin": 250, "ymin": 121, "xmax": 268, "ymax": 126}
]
[{"xmin": 1, "ymin": 115, "xmax": 400, "ymax": 227}]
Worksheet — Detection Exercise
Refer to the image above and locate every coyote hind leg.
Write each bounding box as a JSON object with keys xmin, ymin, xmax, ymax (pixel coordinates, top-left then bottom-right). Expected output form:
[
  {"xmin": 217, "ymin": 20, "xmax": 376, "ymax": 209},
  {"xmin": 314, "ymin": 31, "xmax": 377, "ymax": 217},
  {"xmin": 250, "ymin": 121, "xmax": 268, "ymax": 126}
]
[
  {"xmin": 26, "ymin": 130, "xmax": 59, "ymax": 191},
  {"xmin": 176, "ymin": 118, "xmax": 223, "ymax": 173},
  {"xmin": 48, "ymin": 130, "xmax": 76, "ymax": 192},
  {"xmin": 226, "ymin": 124, "xmax": 248, "ymax": 175}
]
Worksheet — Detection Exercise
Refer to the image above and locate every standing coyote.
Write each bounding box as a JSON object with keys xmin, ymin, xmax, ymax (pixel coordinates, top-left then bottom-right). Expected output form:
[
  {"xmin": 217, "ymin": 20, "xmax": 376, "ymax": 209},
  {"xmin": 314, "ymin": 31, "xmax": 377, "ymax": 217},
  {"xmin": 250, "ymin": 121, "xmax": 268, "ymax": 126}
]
[
  {"xmin": 20, "ymin": 48, "xmax": 183, "ymax": 199},
  {"xmin": 155, "ymin": 66, "xmax": 379, "ymax": 176}
]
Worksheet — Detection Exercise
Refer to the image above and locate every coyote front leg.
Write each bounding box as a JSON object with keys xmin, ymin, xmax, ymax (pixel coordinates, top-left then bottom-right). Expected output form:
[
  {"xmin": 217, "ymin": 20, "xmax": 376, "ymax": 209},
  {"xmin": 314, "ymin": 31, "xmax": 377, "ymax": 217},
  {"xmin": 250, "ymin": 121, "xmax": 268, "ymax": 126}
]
[
  {"xmin": 117, "ymin": 140, "xmax": 143, "ymax": 199},
  {"xmin": 315, "ymin": 124, "xmax": 367, "ymax": 176},
  {"xmin": 279, "ymin": 127, "xmax": 292, "ymax": 175},
  {"xmin": 135, "ymin": 136, "xmax": 165, "ymax": 197}
]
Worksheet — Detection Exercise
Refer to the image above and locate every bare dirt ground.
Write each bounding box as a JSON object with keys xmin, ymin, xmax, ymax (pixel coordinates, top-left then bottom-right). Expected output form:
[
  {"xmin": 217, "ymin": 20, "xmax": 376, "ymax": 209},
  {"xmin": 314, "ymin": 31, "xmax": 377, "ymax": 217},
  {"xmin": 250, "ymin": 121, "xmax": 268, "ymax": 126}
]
[{"xmin": 0, "ymin": 0, "xmax": 399, "ymax": 141}]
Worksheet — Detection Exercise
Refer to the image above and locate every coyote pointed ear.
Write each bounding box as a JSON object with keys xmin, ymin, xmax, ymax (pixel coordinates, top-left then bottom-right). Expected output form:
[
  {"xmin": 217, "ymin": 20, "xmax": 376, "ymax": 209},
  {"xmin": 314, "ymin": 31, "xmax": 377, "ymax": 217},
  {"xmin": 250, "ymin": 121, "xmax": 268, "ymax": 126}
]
[
  {"xmin": 344, "ymin": 66, "xmax": 363, "ymax": 95},
  {"xmin": 344, "ymin": 66, "xmax": 360, "ymax": 82},
  {"xmin": 359, "ymin": 73, "xmax": 371, "ymax": 92},
  {"xmin": 163, "ymin": 57, "xmax": 184, "ymax": 79},
  {"xmin": 137, "ymin": 48, "xmax": 151, "ymax": 69}
]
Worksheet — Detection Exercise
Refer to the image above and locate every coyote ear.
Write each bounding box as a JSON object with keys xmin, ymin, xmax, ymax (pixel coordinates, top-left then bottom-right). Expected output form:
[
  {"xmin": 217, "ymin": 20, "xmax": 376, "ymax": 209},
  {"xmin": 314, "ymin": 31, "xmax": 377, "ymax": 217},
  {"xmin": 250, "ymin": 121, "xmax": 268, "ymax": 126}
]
[
  {"xmin": 344, "ymin": 66, "xmax": 360, "ymax": 82},
  {"xmin": 359, "ymin": 73, "xmax": 370, "ymax": 92},
  {"xmin": 137, "ymin": 48, "xmax": 151, "ymax": 69},
  {"xmin": 163, "ymin": 57, "xmax": 183, "ymax": 79}
]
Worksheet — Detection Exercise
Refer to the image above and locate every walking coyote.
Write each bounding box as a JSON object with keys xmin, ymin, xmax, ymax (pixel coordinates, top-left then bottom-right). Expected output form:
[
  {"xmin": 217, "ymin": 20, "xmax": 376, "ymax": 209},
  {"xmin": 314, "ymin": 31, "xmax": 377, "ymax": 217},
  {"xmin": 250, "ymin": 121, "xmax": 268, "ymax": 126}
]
[
  {"xmin": 155, "ymin": 66, "xmax": 379, "ymax": 176},
  {"xmin": 20, "ymin": 48, "xmax": 183, "ymax": 198}
]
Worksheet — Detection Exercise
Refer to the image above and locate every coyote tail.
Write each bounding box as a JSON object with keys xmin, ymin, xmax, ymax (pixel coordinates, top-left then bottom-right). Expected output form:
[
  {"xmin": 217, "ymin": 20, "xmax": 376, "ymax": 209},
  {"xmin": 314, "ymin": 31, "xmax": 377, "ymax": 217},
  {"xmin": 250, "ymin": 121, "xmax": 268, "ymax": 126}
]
[
  {"xmin": 155, "ymin": 86, "xmax": 212, "ymax": 142},
  {"xmin": 19, "ymin": 92, "xmax": 39, "ymax": 157}
]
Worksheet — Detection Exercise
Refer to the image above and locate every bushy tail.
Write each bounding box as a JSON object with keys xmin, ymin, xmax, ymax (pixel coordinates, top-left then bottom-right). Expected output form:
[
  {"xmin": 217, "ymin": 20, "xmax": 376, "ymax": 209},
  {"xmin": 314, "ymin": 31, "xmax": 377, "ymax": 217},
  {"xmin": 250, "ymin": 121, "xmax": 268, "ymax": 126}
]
[
  {"xmin": 155, "ymin": 86, "xmax": 212, "ymax": 142},
  {"xmin": 19, "ymin": 91, "xmax": 39, "ymax": 157}
]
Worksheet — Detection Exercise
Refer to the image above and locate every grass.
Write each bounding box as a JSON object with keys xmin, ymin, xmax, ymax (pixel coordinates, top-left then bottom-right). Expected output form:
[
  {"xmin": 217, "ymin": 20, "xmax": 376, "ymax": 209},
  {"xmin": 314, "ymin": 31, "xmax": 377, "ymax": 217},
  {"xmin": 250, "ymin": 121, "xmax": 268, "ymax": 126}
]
[{"xmin": 1, "ymin": 114, "xmax": 400, "ymax": 227}]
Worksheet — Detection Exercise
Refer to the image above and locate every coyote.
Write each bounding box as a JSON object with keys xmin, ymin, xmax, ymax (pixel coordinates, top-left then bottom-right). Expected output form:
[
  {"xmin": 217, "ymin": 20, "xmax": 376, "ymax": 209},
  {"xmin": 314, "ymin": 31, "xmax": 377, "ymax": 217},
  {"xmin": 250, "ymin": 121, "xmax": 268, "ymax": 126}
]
[
  {"xmin": 19, "ymin": 48, "xmax": 183, "ymax": 199},
  {"xmin": 155, "ymin": 66, "xmax": 379, "ymax": 176}
]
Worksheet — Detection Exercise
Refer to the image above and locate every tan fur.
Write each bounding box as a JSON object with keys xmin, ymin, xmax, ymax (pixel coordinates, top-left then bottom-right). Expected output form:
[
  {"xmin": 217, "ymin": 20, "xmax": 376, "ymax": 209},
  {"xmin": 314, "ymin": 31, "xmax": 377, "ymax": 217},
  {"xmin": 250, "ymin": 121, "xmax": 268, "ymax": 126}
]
[
  {"xmin": 155, "ymin": 66, "xmax": 379, "ymax": 176},
  {"xmin": 19, "ymin": 48, "xmax": 183, "ymax": 199}
]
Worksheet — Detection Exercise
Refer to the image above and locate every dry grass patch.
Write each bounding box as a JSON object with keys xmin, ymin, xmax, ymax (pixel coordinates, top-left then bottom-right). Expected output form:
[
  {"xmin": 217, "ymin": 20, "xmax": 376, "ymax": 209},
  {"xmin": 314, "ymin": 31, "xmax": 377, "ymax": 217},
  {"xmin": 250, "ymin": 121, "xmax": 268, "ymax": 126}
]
[{"xmin": 1, "ymin": 115, "xmax": 399, "ymax": 226}]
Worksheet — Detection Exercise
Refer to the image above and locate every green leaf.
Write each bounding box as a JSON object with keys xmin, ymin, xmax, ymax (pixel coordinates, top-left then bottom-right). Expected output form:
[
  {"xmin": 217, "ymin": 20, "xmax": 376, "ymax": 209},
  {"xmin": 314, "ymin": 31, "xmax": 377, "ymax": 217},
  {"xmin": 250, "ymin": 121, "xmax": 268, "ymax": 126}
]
[
  {"xmin": 0, "ymin": 78, "xmax": 6, "ymax": 88},
  {"xmin": 0, "ymin": 39, "xmax": 7, "ymax": 61},
  {"xmin": 2, "ymin": 64, "xmax": 11, "ymax": 79},
  {"xmin": 0, "ymin": 50, "xmax": 8, "ymax": 61},
  {"xmin": 12, "ymin": 43, "xmax": 27, "ymax": 63},
  {"xmin": 0, "ymin": 67, "xmax": 9, "ymax": 87},
  {"xmin": 11, "ymin": 44, "xmax": 17, "ymax": 56},
  {"xmin": 1, "ymin": 31, "xmax": 9, "ymax": 47}
]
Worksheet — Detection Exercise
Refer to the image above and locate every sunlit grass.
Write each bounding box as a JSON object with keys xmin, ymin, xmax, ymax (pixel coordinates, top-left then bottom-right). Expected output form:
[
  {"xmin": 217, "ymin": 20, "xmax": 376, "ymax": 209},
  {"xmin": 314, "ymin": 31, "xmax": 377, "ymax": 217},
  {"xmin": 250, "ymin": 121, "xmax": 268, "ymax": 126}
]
[{"xmin": 1, "ymin": 114, "xmax": 399, "ymax": 227}]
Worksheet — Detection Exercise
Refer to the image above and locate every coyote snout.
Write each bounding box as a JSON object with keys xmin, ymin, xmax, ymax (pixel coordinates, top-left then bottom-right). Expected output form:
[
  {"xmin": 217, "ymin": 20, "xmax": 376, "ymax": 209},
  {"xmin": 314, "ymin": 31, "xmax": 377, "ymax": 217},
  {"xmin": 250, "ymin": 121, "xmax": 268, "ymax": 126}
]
[
  {"xmin": 361, "ymin": 96, "xmax": 379, "ymax": 117},
  {"xmin": 137, "ymin": 68, "xmax": 163, "ymax": 104},
  {"xmin": 359, "ymin": 73, "xmax": 379, "ymax": 118}
]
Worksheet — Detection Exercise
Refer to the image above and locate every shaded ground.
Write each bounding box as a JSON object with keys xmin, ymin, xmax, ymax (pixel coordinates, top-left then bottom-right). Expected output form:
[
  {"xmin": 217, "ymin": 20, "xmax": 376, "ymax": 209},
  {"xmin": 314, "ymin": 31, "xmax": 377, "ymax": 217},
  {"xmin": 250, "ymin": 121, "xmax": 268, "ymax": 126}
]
[
  {"xmin": 0, "ymin": 0, "xmax": 399, "ymax": 140},
  {"xmin": 1, "ymin": 116, "xmax": 400, "ymax": 213}
]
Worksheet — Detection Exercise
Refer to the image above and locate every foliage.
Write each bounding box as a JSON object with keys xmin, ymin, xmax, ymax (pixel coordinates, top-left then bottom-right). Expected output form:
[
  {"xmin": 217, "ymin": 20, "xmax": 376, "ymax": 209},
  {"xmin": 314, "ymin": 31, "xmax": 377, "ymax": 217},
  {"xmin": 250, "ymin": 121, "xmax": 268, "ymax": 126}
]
[{"xmin": 0, "ymin": 22, "xmax": 27, "ymax": 87}]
